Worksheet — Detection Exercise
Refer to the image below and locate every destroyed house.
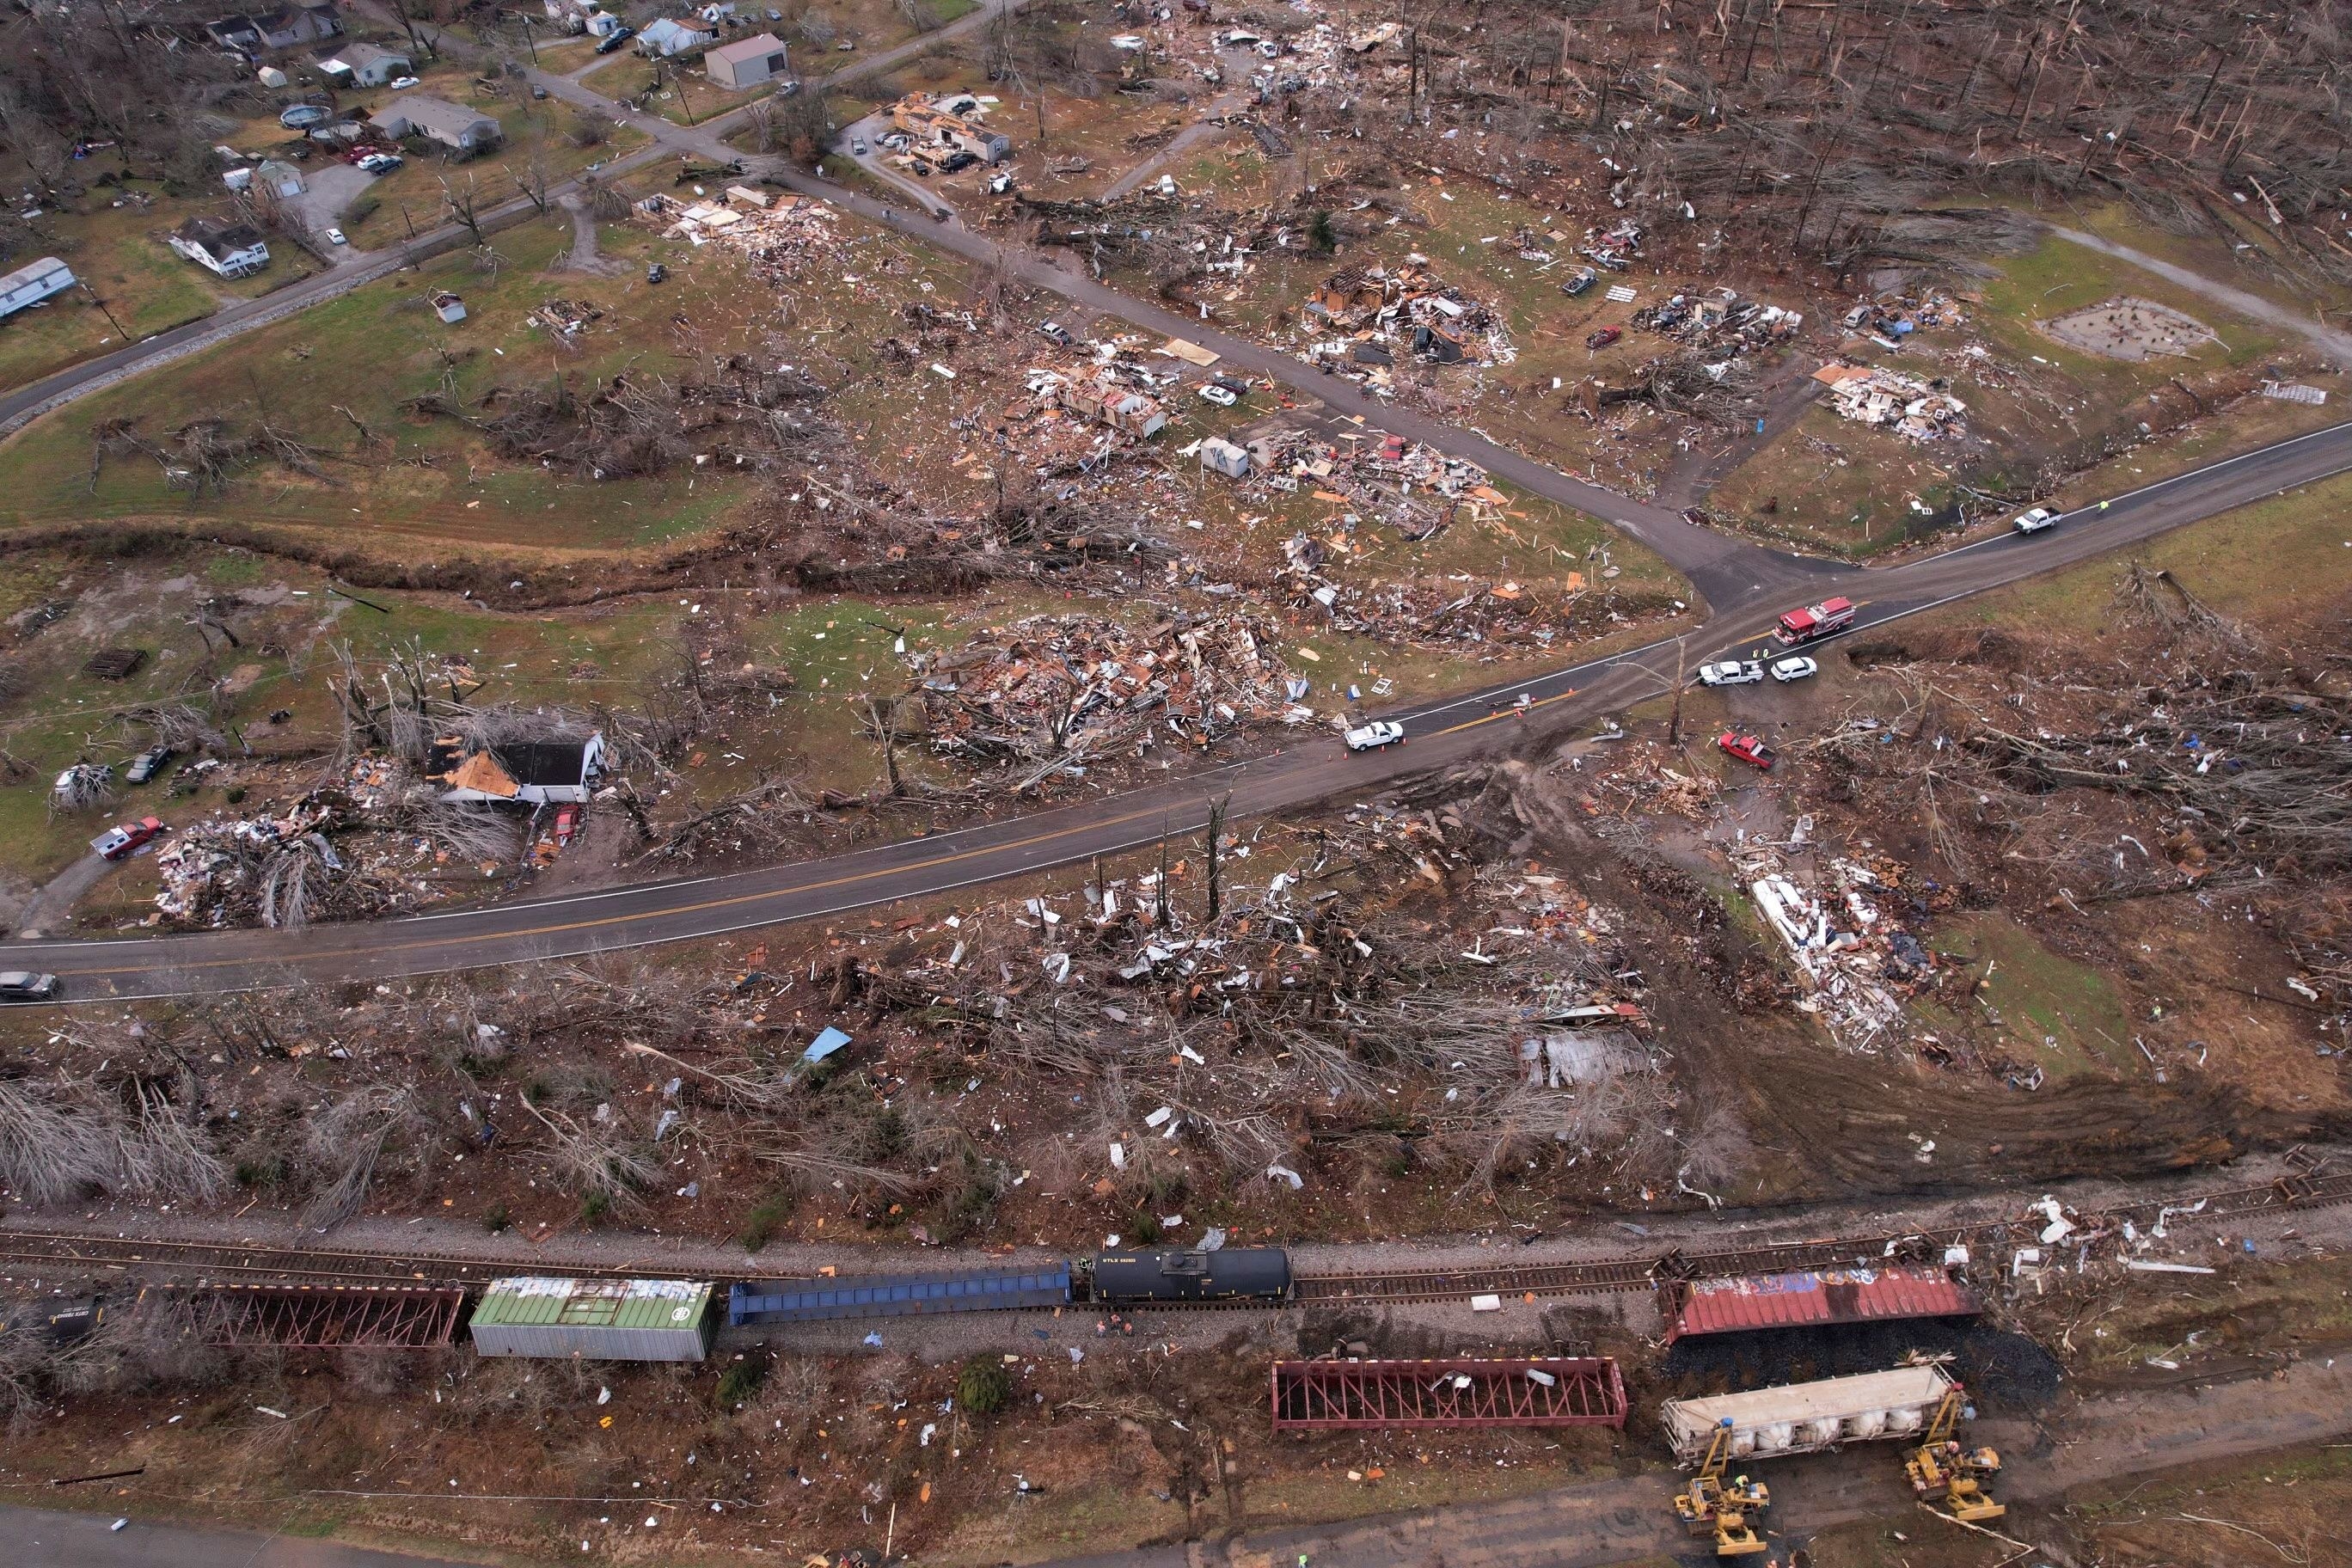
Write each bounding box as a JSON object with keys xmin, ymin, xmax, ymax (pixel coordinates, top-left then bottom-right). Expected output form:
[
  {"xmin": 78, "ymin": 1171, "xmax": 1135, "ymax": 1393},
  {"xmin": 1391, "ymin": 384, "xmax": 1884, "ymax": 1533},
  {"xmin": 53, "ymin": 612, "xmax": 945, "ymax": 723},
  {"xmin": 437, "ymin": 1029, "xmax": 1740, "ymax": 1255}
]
[
  {"xmin": 430, "ymin": 732, "xmax": 605, "ymax": 805},
  {"xmin": 889, "ymin": 98, "xmax": 1010, "ymax": 163},
  {"xmin": 205, "ymin": 2, "xmax": 340, "ymax": 52}
]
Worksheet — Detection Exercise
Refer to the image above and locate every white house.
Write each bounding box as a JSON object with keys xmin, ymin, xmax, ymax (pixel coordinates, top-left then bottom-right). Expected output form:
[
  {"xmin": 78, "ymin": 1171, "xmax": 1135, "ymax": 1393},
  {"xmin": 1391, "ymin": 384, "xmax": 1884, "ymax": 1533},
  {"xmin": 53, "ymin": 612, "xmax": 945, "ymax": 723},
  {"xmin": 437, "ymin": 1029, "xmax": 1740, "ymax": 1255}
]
[
  {"xmin": 0, "ymin": 256, "xmax": 76, "ymax": 320},
  {"xmin": 704, "ymin": 31, "xmax": 788, "ymax": 88},
  {"xmin": 377, "ymin": 94, "xmax": 502, "ymax": 153},
  {"xmin": 168, "ymin": 217, "xmax": 271, "ymax": 279},
  {"xmin": 320, "ymin": 40, "xmax": 413, "ymax": 87},
  {"xmin": 637, "ymin": 15, "xmax": 717, "ymax": 56},
  {"xmin": 430, "ymin": 733, "xmax": 605, "ymax": 805}
]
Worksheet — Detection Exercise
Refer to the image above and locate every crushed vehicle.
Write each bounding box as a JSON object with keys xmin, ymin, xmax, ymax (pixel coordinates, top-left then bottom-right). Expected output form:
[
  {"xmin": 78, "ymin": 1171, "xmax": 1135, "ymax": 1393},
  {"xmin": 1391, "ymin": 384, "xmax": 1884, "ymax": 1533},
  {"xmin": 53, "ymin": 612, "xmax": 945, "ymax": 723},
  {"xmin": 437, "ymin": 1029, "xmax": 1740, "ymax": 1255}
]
[{"xmin": 1585, "ymin": 326, "xmax": 1624, "ymax": 350}]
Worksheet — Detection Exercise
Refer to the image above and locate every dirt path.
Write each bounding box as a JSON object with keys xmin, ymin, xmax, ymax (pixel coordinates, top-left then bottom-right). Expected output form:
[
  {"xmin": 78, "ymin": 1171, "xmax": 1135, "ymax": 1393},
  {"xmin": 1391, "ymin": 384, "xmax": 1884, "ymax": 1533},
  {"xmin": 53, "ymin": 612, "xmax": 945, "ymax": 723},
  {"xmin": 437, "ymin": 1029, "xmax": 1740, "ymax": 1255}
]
[
  {"xmin": 556, "ymin": 193, "xmax": 617, "ymax": 275},
  {"xmin": 1651, "ymin": 360, "xmax": 1824, "ymax": 511},
  {"xmin": 13, "ymin": 1337, "xmax": 2342, "ymax": 1568},
  {"xmin": 2046, "ymin": 224, "xmax": 2352, "ymax": 366},
  {"xmin": 1053, "ymin": 1348, "xmax": 2352, "ymax": 1568},
  {"xmin": 10, "ymin": 853, "xmax": 116, "ymax": 940}
]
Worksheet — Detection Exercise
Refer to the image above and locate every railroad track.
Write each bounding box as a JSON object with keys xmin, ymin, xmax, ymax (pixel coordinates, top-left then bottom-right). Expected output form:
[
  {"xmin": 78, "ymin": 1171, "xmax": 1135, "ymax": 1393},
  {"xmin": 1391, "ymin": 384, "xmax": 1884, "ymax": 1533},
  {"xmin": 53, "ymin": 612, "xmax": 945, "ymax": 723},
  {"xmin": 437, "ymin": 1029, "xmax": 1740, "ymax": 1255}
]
[
  {"xmin": 0, "ymin": 1230, "xmax": 709, "ymax": 1289},
  {"xmin": 1287, "ymin": 1169, "xmax": 2352, "ymax": 1307},
  {"xmin": 5, "ymin": 1167, "xmax": 2348, "ymax": 1303}
]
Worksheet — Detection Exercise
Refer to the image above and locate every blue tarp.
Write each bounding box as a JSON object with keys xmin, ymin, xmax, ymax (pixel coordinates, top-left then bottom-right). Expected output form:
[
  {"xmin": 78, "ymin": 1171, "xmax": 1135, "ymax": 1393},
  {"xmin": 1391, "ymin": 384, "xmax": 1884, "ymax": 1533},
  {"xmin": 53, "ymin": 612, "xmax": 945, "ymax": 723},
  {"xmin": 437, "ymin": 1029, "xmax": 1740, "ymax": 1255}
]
[{"xmin": 803, "ymin": 1026, "xmax": 853, "ymax": 1063}]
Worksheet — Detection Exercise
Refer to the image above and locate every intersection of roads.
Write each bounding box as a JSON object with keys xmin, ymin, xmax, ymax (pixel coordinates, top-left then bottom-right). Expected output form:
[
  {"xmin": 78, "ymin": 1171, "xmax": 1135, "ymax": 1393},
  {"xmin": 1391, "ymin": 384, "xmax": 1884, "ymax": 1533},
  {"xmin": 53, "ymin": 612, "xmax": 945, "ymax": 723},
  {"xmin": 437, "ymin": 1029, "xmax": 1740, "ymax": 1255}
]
[{"xmin": 5, "ymin": 13, "xmax": 2350, "ymax": 997}]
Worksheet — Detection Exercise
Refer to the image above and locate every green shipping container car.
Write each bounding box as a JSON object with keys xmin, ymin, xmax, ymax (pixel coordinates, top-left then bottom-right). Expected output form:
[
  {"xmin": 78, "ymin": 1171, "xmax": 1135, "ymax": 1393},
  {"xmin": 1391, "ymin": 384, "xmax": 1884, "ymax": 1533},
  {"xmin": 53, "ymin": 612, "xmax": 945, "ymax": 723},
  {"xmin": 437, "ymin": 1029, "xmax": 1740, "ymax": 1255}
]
[{"xmin": 469, "ymin": 1277, "xmax": 715, "ymax": 1362}]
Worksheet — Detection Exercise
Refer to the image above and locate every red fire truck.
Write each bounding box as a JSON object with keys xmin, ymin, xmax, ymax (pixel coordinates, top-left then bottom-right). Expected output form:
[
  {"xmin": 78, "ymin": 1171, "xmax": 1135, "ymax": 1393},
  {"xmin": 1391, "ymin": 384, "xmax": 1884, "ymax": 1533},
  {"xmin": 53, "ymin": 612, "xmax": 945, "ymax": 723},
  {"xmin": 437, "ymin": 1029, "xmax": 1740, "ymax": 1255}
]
[{"xmin": 1776, "ymin": 596, "xmax": 1856, "ymax": 645}]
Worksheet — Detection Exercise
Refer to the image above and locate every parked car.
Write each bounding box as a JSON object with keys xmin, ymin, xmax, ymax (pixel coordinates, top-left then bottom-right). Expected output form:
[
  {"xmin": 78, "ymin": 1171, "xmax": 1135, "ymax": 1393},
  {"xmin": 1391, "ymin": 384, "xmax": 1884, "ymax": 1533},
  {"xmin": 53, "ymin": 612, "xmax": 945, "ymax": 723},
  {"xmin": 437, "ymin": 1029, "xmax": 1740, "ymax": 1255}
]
[
  {"xmin": 1696, "ymin": 659, "xmax": 1765, "ymax": 687},
  {"xmin": 1197, "ymin": 383, "xmax": 1236, "ymax": 407},
  {"xmin": 358, "ymin": 152, "xmax": 403, "ymax": 173},
  {"xmin": 1562, "ymin": 266, "xmax": 1596, "ymax": 297},
  {"xmin": 530, "ymin": 84, "xmax": 549, "ymax": 100},
  {"xmin": 1718, "ymin": 732, "xmax": 1776, "ymax": 770},
  {"xmin": 646, "ymin": 261, "xmax": 668, "ymax": 285},
  {"xmin": 1585, "ymin": 326, "xmax": 1623, "ymax": 350},
  {"xmin": 1344, "ymin": 720, "xmax": 1406, "ymax": 753},
  {"xmin": 1211, "ymin": 374, "xmax": 1249, "ymax": 395},
  {"xmin": 595, "ymin": 26, "xmax": 634, "ymax": 52},
  {"xmin": 323, "ymin": 226, "xmax": 346, "ymax": 245},
  {"xmin": 852, "ymin": 137, "xmax": 867, "ymax": 155},
  {"xmin": 2012, "ymin": 505, "xmax": 2059, "ymax": 535},
  {"xmin": 0, "ymin": 971, "xmax": 58, "ymax": 1001},
  {"xmin": 1037, "ymin": 321, "xmax": 1075, "ymax": 346},
  {"xmin": 554, "ymin": 803, "xmax": 581, "ymax": 845},
  {"xmin": 1767, "ymin": 656, "xmax": 1818, "ymax": 683},
  {"xmin": 91, "ymin": 816, "xmax": 165, "ymax": 861},
  {"xmin": 125, "ymin": 744, "xmax": 175, "ymax": 785},
  {"xmin": 389, "ymin": 74, "xmax": 420, "ymax": 89},
  {"xmin": 938, "ymin": 150, "xmax": 980, "ymax": 173},
  {"xmin": 765, "ymin": 6, "xmax": 783, "ymax": 18}
]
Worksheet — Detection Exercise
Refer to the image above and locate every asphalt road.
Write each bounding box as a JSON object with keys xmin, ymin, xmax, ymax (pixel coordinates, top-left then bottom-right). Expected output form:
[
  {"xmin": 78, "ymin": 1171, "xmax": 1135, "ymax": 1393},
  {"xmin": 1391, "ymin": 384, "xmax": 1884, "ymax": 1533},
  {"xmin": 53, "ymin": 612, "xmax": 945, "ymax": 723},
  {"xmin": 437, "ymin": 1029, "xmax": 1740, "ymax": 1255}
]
[
  {"xmin": 6, "ymin": 45, "xmax": 2352, "ymax": 997},
  {"xmin": 9, "ymin": 417, "xmax": 2351, "ymax": 999}
]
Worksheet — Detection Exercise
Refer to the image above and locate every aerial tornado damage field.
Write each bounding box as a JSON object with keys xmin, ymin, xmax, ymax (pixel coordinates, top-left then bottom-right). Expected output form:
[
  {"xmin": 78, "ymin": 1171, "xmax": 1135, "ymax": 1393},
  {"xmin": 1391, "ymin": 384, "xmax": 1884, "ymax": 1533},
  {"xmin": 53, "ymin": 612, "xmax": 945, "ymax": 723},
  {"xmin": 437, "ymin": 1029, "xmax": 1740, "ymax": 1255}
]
[{"xmin": 4, "ymin": 0, "xmax": 2352, "ymax": 1565}]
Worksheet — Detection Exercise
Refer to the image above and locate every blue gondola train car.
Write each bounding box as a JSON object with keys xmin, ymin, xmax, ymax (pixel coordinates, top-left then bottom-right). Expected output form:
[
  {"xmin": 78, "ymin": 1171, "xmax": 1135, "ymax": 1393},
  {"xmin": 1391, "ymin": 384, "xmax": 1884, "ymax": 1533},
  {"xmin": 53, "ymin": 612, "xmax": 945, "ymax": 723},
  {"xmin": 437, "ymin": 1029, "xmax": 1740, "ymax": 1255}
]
[
  {"xmin": 729, "ymin": 1263, "xmax": 1074, "ymax": 1326},
  {"xmin": 1087, "ymin": 1247, "xmax": 1293, "ymax": 1304}
]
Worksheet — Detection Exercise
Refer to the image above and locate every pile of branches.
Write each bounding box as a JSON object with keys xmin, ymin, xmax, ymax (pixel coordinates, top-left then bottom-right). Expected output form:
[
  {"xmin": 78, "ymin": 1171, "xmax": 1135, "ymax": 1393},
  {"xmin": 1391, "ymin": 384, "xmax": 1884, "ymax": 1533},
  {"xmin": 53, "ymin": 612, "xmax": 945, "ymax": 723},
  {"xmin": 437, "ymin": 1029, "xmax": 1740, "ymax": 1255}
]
[
  {"xmin": 89, "ymin": 414, "xmax": 333, "ymax": 495},
  {"xmin": 0, "ymin": 1068, "xmax": 226, "ymax": 1207},
  {"xmin": 1584, "ymin": 349, "xmax": 1759, "ymax": 426},
  {"xmin": 401, "ymin": 360, "xmax": 836, "ymax": 481},
  {"xmin": 1463, "ymin": 0, "xmax": 2352, "ymax": 285},
  {"xmin": 1969, "ymin": 674, "xmax": 2352, "ymax": 890}
]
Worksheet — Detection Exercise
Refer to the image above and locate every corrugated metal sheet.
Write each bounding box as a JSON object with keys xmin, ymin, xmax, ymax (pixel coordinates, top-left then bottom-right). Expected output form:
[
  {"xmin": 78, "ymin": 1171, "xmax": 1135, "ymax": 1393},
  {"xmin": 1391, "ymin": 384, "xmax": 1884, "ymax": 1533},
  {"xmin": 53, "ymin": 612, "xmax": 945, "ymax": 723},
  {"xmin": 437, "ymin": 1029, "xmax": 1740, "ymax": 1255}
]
[
  {"xmin": 470, "ymin": 1277, "xmax": 714, "ymax": 1361},
  {"xmin": 729, "ymin": 1265, "xmax": 1071, "ymax": 1325},
  {"xmin": 1663, "ymin": 1266, "xmax": 1981, "ymax": 1343},
  {"xmin": 1271, "ymin": 1357, "xmax": 1627, "ymax": 1430}
]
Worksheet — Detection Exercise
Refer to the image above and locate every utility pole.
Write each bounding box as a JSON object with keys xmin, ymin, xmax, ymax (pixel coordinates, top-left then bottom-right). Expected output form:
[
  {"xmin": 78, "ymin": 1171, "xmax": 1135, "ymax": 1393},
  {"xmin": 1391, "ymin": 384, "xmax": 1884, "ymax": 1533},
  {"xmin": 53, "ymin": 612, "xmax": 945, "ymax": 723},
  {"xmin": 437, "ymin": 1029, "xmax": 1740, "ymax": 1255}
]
[
  {"xmin": 1667, "ymin": 634, "xmax": 1687, "ymax": 745},
  {"xmin": 79, "ymin": 282, "xmax": 129, "ymax": 341}
]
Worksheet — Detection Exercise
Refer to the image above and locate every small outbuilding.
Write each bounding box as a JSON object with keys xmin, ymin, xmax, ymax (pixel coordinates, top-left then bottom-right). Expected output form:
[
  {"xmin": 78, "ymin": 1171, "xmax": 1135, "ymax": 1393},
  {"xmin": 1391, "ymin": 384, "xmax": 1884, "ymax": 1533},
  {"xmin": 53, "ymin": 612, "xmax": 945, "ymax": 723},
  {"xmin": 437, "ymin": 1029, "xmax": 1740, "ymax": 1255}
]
[{"xmin": 704, "ymin": 30, "xmax": 789, "ymax": 89}]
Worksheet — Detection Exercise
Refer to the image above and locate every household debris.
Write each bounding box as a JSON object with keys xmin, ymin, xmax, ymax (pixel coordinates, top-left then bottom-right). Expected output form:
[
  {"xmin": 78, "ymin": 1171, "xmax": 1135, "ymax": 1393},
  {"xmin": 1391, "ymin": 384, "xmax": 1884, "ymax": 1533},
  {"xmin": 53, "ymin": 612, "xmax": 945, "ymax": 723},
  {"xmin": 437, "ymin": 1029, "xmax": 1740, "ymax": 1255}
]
[
  {"xmin": 1810, "ymin": 363, "xmax": 1969, "ymax": 441},
  {"xmin": 1302, "ymin": 260, "xmax": 1516, "ymax": 369},
  {"xmin": 1744, "ymin": 853, "xmax": 1935, "ymax": 1051},
  {"xmin": 1634, "ymin": 289, "xmax": 1803, "ymax": 357}
]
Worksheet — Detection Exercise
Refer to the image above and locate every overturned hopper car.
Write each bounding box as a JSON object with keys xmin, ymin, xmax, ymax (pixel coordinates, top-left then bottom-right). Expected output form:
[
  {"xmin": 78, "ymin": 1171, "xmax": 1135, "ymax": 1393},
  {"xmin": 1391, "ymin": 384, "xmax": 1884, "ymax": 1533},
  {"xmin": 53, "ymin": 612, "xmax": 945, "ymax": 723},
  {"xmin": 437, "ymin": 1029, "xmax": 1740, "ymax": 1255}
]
[{"xmin": 1662, "ymin": 1363, "xmax": 1957, "ymax": 1464}]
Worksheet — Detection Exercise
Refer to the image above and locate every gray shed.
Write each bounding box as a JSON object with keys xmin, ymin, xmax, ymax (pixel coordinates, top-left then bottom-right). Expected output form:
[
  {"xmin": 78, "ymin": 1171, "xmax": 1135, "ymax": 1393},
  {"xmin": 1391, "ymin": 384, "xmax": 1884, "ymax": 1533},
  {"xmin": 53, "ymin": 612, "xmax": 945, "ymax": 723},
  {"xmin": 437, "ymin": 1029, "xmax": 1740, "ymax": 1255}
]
[{"xmin": 469, "ymin": 1277, "xmax": 715, "ymax": 1361}]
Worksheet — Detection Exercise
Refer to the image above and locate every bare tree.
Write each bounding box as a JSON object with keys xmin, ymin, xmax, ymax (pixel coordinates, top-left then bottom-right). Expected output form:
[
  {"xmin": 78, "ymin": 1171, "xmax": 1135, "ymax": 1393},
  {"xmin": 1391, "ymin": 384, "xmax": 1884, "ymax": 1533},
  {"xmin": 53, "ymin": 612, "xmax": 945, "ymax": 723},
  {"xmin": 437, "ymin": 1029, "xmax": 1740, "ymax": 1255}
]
[{"xmin": 439, "ymin": 174, "xmax": 486, "ymax": 247}]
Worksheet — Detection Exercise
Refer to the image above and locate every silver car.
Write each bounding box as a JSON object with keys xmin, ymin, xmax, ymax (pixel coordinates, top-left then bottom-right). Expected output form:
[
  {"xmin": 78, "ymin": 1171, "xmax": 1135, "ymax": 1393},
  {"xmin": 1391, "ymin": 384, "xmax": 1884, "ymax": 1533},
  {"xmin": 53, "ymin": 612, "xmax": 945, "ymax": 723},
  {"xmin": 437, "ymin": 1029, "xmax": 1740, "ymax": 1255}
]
[{"xmin": 0, "ymin": 971, "xmax": 58, "ymax": 1001}]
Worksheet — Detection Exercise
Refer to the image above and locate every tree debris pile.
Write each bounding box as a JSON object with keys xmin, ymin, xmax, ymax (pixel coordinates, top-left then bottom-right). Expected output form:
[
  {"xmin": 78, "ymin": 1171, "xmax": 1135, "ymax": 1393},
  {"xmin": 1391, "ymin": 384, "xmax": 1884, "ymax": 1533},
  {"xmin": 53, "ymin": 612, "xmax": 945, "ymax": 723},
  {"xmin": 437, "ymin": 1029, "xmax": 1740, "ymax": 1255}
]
[
  {"xmin": 915, "ymin": 610, "xmax": 1303, "ymax": 781},
  {"xmin": 1216, "ymin": 427, "xmax": 1491, "ymax": 540},
  {"xmin": 150, "ymin": 762, "xmax": 518, "ymax": 930},
  {"xmin": 401, "ymin": 359, "xmax": 836, "ymax": 481}
]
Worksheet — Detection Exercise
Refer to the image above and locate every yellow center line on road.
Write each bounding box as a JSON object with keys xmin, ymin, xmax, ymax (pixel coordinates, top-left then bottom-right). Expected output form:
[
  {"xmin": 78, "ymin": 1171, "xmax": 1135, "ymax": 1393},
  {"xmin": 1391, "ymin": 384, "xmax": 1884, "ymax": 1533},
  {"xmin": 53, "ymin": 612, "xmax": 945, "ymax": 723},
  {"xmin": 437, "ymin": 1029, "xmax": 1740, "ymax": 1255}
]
[{"xmin": 56, "ymin": 796, "xmax": 1203, "ymax": 977}]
